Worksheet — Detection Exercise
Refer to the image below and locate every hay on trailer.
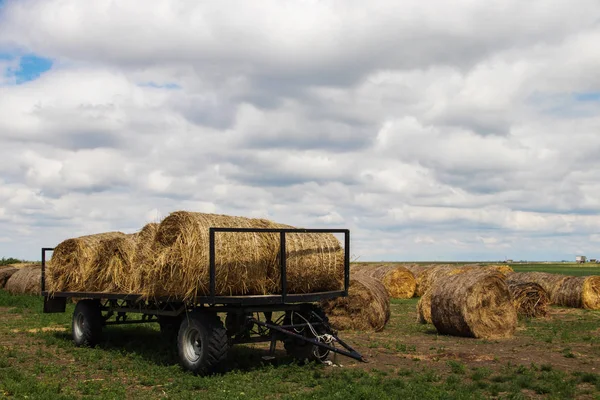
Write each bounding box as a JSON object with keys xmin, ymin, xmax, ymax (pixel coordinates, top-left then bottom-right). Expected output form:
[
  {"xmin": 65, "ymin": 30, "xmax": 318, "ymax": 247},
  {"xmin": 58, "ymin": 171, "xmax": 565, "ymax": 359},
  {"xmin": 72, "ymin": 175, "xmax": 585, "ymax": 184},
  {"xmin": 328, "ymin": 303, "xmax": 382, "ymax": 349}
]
[
  {"xmin": 137, "ymin": 211, "xmax": 343, "ymax": 300},
  {"xmin": 47, "ymin": 232, "xmax": 126, "ymax": 293},
  {"xmin": 552, "ymin": 275, "xmax": 600, "ymax": 310},
  {"xmin": 269, "ymin": 221, "xmax": 344, "ymax": 294},
  {"xmin": 505, "ymin": 272, "xmax": 569, "ymax": 303},
  {"xmin": 129, "ymin": 223, "xmax": 160, "ymax": 292},
  {"xmin": 0, "ymin": 266, "xmax": 18, "ymax": 289},
  {"xmin": 5, "ymin": 265, "xmax": 42, "ymax": 295},
  {"xmin": 352, "ymin": 264, "xmax": 416, "ymax": 298},
  {"xmin": 430, "ymin": 269, "xmax": 517, "ymax": 339},
  {"xmin": 87, "ymin": 234, "xmax": 139, "ymax": 293},
  {"xmin": 321, "ymin": 275, "xmax": 390, "ymax": 332},
  {"xmin": 506, "ymin": 280, "xmax": 549, "ymax": 318},
  {"xmin": 417, "ymin": 290, "xmax": 433, "ymax": 324}
]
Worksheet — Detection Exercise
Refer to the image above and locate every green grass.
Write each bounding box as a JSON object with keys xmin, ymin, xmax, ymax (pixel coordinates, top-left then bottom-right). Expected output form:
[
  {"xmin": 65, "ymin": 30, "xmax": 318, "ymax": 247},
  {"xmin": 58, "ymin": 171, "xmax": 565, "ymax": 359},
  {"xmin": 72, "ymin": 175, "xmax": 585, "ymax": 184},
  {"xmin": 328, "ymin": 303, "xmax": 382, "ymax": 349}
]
[
  {"xmin": 1, "ymin": 290, "xmax": 600, "ymax": 399},
  {"xmin": 509, "ymin": 263, "xmax": 600, "ymax": 276}
]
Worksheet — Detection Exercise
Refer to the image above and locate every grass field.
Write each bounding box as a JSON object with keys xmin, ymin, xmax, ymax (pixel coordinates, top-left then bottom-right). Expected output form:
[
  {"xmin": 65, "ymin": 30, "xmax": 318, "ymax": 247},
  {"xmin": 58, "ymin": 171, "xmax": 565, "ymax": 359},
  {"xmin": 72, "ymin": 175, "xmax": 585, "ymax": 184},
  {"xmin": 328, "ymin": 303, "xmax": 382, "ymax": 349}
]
[{"xmin": 1, "ymin": 282, "xmax": 599, "ymax": 399}]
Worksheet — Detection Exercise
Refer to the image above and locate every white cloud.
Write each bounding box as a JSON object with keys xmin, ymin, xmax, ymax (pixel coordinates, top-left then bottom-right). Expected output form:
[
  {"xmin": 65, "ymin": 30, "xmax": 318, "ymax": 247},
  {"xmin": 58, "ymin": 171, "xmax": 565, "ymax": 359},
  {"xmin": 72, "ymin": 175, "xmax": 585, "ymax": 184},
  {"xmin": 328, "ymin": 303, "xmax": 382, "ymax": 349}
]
[{"xmin": 1, "ymin": 0, "xmax": 600, "ymax": 261}]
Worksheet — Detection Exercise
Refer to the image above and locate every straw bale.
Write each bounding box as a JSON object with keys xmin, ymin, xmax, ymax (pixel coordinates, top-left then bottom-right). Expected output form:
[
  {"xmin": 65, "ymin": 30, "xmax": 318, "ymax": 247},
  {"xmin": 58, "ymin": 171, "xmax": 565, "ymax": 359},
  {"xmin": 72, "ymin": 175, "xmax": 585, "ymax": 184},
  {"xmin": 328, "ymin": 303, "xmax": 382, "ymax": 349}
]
[
  {"xmin": 489, "ymin": 265, "xmax": 515, "ymax": 275},
  {"xmin": 138, "ymin": 211, "xmax": 343, "ymax": 299},
  {"xmin": 552, "ymin": 276, "xmax": 600, "ymax": 310},
  {"xmin": 321, "ymin": 275, "xmax": 390, "ymax": 332},
  {"xmin": 47, "ymin": 232, "xmax": 126, "ymax": 293},
  {"xmin": 506, "ymin": 280, "xmax": 549, "ymax": 318},
  {"xmin": 352, "ymin": 264, "xmax": 416, "ymax": 298},
  {"xmin": 0, "ymin": 266, "xmax": 18, "ymax": 289},
  {"xmin": 87, "ymin": 234, "xmax": 139, "ymax": 292},
  {"xmin": 505, "ymin": 272, "xmax": 569, "ymax": 303},
  {"xmin": 5, "ymin": 265, "xmax": 42, "ymax": 295},
  {"xmin": 129, "ymin": 223, "xmax": 160, "ymax": 292},
  {"xmin": 417, "ymin": 290, "xmax": 432, "ymax": 324},
  {"xmin": 430, "ymin": 269, "xmax": 517, "ymax": 339}
]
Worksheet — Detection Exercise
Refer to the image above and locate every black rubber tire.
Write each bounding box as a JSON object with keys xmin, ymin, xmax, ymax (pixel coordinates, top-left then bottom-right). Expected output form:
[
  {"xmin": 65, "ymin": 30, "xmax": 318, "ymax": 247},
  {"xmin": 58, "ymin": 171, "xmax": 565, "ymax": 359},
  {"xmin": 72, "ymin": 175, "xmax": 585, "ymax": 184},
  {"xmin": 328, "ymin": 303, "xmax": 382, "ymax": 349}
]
[
  {"xmin": 283, "ymin": 305, "xmax": 330, "ymax": 363},
  {"xmin": 177, "ymin": 311, "xmax": 228, "ymax": 375},
  {"xmin": 72, "ymin": 300, "xmax": 103, "ymax": 347},
  {"xmin": 158, "ymin": 315, "xmax": 181, "ymax": 342}
]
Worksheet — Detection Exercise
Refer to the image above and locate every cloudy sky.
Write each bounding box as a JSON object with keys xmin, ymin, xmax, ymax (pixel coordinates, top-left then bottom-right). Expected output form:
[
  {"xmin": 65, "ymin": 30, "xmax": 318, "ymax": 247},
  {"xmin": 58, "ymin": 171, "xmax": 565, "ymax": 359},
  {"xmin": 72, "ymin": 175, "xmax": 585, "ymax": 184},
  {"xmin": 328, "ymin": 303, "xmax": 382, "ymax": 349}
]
[{"xmin": 1, "ymin": 0, "xmax": 600, "ymax": 262}]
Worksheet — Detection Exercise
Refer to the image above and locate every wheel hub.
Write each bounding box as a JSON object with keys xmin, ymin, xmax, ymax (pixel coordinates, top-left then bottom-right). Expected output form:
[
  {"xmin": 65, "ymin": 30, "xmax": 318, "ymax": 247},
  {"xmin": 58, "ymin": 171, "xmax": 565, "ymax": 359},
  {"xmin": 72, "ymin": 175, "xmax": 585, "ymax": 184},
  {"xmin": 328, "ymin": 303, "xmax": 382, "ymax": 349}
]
[{"xmin": 183, "ymin": 328, "xmax": 202, "ymax": 362}]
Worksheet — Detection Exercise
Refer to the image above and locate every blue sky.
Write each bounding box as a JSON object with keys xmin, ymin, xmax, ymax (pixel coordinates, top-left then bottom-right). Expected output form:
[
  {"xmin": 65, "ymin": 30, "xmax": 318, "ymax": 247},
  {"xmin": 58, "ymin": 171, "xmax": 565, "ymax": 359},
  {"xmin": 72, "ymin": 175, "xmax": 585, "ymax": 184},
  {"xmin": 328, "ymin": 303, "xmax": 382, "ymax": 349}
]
[{"xmin": 1, "ymin": 53, "xmax": 53, "ymax": 84}]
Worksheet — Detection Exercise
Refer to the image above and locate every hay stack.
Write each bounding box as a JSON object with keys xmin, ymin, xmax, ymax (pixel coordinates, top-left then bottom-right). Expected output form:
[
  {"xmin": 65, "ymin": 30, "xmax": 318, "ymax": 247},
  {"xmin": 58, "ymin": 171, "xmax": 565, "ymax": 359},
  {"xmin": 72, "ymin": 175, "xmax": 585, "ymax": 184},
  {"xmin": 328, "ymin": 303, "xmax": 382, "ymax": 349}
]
[
  {"xmin": 506, "ymin": 272, "xmax": 569, "ymax": 303},
  {"xmin": 47, "ymin": 232, "xmax": 126, "ymax": 293},
  {"xmin": 5, "ymin": 265, "xmax": 42, "ymax": 295},
  {"xmin": 506, "ymin": 281, "xmax": 549, "ymax": 318},
  {"xmin": 430, "ymin": 269, "xmax": 517, "ymax": 339},
  {"xmin": 139, "ymin": 211, "xmax": 343, "ymax": 299},
  {"xmin": 552, "ymin": 276, "xmax": 600, "ymax": 310},
  {"xmin": 321, "ymin": 275, "xmax": 390, "ymax": 332},
  {"xmin": 0, "ymin": 266, "xmax": 18, "ymax": 289},
  {"xmin": 417, "ymin": 290, "xmax": 433, "ymax": 324},
  {"xmin": 352, "ymin": 264, "xmax": 416, "ymax": 298}
]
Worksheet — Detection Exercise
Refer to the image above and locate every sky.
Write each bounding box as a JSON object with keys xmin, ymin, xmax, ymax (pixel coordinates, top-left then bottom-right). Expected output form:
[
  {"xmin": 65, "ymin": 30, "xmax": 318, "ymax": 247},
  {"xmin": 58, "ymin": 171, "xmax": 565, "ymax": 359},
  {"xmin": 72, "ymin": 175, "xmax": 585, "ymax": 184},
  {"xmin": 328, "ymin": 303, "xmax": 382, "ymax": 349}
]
[{"xmin": 1, "ymin": 0, "xmax": 600, "ymax": 262}]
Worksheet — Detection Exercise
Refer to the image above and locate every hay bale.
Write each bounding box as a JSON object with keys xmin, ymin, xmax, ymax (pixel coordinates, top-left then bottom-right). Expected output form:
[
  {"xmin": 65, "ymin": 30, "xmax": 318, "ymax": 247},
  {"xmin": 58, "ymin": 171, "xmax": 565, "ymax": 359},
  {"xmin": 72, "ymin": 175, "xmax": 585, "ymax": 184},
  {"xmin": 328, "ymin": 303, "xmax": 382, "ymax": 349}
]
[
  {"xmin": 47, "ymin": 232, "xmax": 126, "ymax": 293},
  {"xmin": 321, "ymin": 275, "xmax": 390, "ymax": 332},
  {"xmin": 552, "ymin": 276, "xmax": 600, "ymax": 310},
  {"xmin": 5, "ymin": 265, "xmax": 42, "ymax": 295},
  {"xmin": 488, "ymin": 265, "xmax": 515, "ymax": 275},
  {"xmin": 352, "ymin": 264, "xmax": 416, "ymax": 298},
  {"xmin": 430, "ymin": 269, "xmax": 517, "ymax": 339},
  {"xmin": 0, "ymin": 266, "xmax": 18, "ymax": 289},
  {"xmin": 506, "ymin": 280, "xmax": 549, "ymax": 318},
  {"xmin": 129, "ymin": 223, "xmax": 160, "ymax": 292},
  {"xmin": 505, "ymin": 272, "xmax": 569, "ymax": 303},
  {"xmin": 87, "ymin": 234, "xmax": 139, "ymax": 292},
  {"xmin": 417, "ymin": 290, "xmax": 432, "ymax": 324},
  {"xmin": 269, "ymin": 220, "xmax": 344, "ymax": 294},
  {"xmin": 138, "ymin": 211, "xmax": 343, "ymax": 300}
]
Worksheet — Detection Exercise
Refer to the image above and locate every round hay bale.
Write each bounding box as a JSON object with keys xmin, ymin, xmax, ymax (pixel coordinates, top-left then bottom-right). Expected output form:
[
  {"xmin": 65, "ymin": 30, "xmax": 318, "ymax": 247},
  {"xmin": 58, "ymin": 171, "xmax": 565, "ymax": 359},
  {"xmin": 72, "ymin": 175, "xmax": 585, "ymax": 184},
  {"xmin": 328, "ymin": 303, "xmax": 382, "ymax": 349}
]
[
  {"xmin": 5, "ymin": 265, "xmax": 42, "ymax": 295},
  {"xmin": 129, "ymin": 223, "xmax": 160, "ymax": 293},
  {"xmin": 552, "ymin": 276, "xmax": 600, "ymax": 310},
  {"xmin": 488, "ymin": 265, "xmax": 515, "ymax": 275},
  {"xmin": 430, "ymin": 269, "xmax": 517, "ymax": 339},
  {"xmin": 320, "ymin": 275, "xmax": 390, "ymax": 332},
  {"xmin": 140, "ymin": 211, "xmax": 343, "ymax": 300},
  {"xmin": 47, "ymin": 232, "xmax": 126, "ymax": 293},
  {"xmin": 352, "ymin": 264, "xmax": 416, "ymax": 298},
  {"xmin": 269, "ymin": 220, "xmax": 344, "ymax": 294},
  {"xmin": 506, "ymin": 280, "xmax": 549, "ymax": 318},
  {"xmin": 412, "ymin": 265, "xmax": 449, "ymax": 297},
  {"xmin": 87, "ymin": 234, "xmax": 139, "ymax": 293},
  {"xmin": 417, "ymin": 290, "xmax": 432, "ymax": 324},
  {"xmin": 414, "ymin": 265, "xmax": 483, "ymax": 297},
  {"xmin": 506, "ymin": 272, "xmax": 569, "ymax": 304},
  {"xmin": 0, "ymin": 266, "xmax": 18, "ymax": 289}
]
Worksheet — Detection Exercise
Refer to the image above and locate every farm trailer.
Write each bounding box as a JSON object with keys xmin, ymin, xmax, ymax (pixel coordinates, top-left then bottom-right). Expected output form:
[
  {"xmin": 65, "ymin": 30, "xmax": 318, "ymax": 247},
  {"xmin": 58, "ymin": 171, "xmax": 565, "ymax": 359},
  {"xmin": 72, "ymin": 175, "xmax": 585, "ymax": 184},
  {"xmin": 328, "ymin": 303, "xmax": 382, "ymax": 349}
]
[{"xmin": 41, "ymin": 227, "xmax": 365, "ymax": 375}]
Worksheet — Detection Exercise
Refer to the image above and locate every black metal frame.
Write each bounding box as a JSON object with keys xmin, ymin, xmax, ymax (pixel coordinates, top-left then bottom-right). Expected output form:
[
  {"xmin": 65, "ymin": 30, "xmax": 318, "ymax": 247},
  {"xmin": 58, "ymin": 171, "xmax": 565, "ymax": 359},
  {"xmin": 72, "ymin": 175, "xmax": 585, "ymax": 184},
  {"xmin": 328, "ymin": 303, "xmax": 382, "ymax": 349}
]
[{"xmin": 41, "ymin": 227, "xmax": 350, "ymax": 306}]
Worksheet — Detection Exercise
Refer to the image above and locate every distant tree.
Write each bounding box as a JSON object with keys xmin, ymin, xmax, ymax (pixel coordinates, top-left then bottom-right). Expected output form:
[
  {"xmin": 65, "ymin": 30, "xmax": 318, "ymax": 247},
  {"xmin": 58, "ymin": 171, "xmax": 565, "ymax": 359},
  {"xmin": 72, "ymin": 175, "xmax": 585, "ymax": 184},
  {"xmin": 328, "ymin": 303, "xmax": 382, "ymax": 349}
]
[{"xmin": 0, "ymin": 257, "xmax": 22, "ymax": 266}]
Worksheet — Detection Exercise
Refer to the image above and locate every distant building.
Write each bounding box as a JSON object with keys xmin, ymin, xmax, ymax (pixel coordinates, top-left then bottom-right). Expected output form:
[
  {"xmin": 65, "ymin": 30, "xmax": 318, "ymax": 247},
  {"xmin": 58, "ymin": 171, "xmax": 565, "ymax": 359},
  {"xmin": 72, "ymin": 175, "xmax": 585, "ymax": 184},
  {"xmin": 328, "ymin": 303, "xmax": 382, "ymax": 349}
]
[
  {"xmin": 576, "ymin": 255, "xmax": 586, "ymax": 264},
  {"xmin": 590, "ymin": 258, "xmax": 597, "ymax": 263}
]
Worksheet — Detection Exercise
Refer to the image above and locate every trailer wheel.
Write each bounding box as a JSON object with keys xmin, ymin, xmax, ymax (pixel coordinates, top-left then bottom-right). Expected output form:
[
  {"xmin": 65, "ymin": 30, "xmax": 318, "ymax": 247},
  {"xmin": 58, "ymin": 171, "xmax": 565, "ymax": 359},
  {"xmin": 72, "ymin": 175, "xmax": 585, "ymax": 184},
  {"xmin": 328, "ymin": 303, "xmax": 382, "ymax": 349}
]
[
  {"xmin": 283, "ymin": 306, "xmax": 331, "ymax": 363},
  {"xmin": 177, "ymin": 311, "xmax": 228, "ymax": 375},
  {"xmin": 72, "ymin": 300, "xmax": 103, "ymax": 347}
]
